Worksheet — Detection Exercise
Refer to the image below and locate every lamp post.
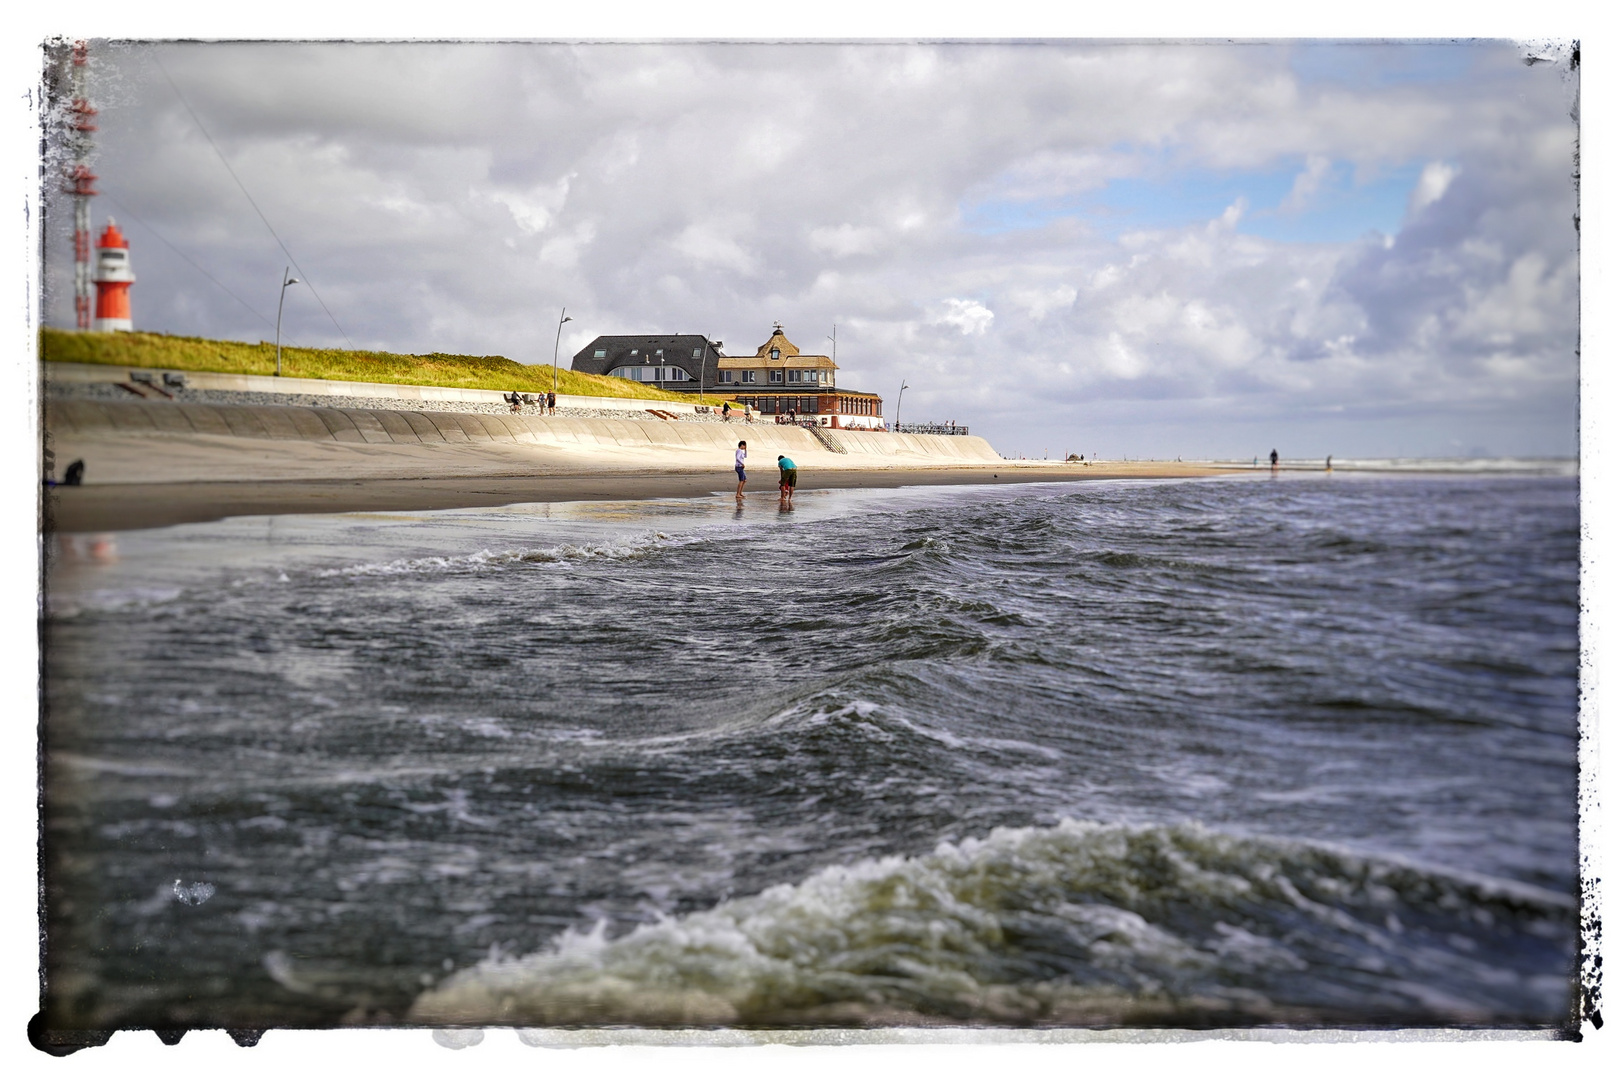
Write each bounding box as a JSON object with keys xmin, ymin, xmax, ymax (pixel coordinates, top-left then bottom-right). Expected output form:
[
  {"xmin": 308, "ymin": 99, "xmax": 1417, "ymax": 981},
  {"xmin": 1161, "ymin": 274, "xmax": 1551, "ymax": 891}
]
[
  {"xmin": 895, "ymin": 378, "xmax": 909, "ymax": 433},
  {"xmin": 551, "ymin": 307, "xmax": 572, "ymax": 397},
  {"xmin": 699, "ymin": 333, "xmax": 710, "ymax": 403},
  {"xmin": 275, "ymin": 266, "xmax": 300, "ymax": 377}
]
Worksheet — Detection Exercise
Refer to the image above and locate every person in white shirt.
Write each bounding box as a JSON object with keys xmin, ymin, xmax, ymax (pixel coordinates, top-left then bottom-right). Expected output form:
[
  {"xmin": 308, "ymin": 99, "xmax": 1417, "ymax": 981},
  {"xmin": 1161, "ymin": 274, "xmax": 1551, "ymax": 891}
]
[{"xmin": 734, "ymin": 440, "xmax": 748, "ymax": 499}]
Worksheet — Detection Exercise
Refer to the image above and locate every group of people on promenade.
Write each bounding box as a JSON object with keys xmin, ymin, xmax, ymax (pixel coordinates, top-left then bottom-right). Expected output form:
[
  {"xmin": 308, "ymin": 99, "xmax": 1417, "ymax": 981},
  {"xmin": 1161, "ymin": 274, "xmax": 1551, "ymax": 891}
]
[
  {"xmin": 733, "ymin": 440, "xmax": 797, "ymax": 508},
  {"xmin": 506, "ymin": 391, "xmax": 558, "ymax": 415},
  {"xmin": 720, "ymin": 402, "xmax": 755, "ymax": 423}
]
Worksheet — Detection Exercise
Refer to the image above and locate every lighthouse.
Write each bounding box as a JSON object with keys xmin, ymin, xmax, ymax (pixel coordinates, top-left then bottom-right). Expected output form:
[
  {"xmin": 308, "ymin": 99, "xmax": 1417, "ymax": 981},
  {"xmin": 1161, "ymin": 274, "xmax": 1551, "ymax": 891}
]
[{"xmin": 92, "ymin": 218, "xmax": 134, "ymax": 332}]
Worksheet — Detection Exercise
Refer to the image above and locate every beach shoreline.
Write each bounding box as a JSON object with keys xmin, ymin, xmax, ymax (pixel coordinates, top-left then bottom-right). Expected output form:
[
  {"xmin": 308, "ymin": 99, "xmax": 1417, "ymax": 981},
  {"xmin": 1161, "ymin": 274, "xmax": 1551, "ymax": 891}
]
[{"xmin": 43, "ymin": 462, "xmax": 1225, "ymax": 533}]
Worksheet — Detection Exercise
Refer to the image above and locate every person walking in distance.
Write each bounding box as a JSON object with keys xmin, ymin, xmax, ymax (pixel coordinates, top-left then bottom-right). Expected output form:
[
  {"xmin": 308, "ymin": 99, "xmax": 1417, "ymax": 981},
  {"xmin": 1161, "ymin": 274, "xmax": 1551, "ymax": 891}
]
[
  {"xmin": 546, "ymin": 391, "xmax": 556, "ymax": 415},
  {"xmin": 1269, "ymin": 448, "xmax": 1279, "ymax": 473},
  {"xmin": 723, "ymin": 401, "xmax": 732, "ymax": 422},
  {"xmin": 734, "ymin": 440, "xmax": 748, "ymax": 500}
]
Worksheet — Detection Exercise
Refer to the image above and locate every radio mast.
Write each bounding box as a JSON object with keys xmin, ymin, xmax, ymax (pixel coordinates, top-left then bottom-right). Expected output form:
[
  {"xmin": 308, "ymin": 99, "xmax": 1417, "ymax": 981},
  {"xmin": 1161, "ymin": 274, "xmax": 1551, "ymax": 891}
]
[{"xmin": 62, "ymin": 41, "xmax": 98, "ymax": 330}]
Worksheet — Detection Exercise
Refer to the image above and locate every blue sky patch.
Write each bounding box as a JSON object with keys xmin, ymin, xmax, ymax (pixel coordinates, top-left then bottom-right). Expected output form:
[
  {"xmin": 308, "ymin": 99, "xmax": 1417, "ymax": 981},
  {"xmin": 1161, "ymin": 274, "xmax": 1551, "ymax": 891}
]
[{"xmin": 962, "ymin": 158, "xmax": 1422, "ymax": 245}]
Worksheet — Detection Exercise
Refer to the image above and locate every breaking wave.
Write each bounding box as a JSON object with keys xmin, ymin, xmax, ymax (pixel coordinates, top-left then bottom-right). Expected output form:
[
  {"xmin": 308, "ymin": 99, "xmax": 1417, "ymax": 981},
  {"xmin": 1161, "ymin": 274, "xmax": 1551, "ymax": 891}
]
[{"xmin": 409, "ymin": 819, "xmax": 1575, "ymax": 1027}]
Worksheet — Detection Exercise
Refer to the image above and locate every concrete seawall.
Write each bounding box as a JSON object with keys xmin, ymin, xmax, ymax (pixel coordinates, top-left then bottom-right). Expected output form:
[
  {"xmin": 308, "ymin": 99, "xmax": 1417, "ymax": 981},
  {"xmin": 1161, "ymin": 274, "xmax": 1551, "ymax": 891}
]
[{"xmin": 44, "ymin": 399, "xmax": 1003, "ymax": 485}]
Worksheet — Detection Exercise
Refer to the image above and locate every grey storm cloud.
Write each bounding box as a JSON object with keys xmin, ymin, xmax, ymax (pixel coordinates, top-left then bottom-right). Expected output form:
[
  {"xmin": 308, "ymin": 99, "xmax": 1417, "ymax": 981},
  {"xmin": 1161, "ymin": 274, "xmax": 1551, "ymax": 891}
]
[{"xmin": 43, "ymin": 40, "xmax": 1578, "ymax": 458}]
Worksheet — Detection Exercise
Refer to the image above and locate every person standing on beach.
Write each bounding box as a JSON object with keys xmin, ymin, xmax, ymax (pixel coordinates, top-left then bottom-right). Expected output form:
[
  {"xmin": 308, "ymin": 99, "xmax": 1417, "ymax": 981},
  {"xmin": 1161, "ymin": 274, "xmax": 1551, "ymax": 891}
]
[
  {"xmin": 734, "ymin": 440, "xmax": 748, "ymax": 499},
  {"xmin": 777, "ymin": 454, "xmax": 797, "ymax": 508},
  {"xmin": 1270, "ymin": 448, "xmax": 1279, "ymax": 472}
]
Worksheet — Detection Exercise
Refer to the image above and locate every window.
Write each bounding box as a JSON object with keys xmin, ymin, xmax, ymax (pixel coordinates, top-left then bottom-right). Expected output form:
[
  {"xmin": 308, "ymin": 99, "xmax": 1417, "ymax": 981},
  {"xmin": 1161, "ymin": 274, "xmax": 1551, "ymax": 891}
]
[
  {"xmin": 769, "ymin": 370, "xmax": 784, "ymax": 384},
  {"xmin": 770, "ymin": 347, "xmax": 780, "ymax": 360},
  {"xmin": 593, "ymin": 349, "xmax": 606, "ymax": 358},
  {"xmin": 787, "ymin": 370, "xmax": 801, "ymax": 383},
  {"xmin": 721, "ymin": 371, "xmax": 734, "ymax": 384},
  {"xmin": 663, "ymin": 367, "xmax": 689, "ymax": 382},
  {"xmin": 692, "ymin": 348, "xmax": 703, "ymax": 359},
  {"xmin": 743, "ymin": 371, "xmax": 757, "ymax": 383}
]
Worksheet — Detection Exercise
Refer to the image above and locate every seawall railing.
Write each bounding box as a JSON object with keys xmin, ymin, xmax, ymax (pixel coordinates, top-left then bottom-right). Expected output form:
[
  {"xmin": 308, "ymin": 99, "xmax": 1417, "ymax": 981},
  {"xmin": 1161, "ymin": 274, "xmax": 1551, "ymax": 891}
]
[{"xmin": 894, "ymin": 422, "xmax": 970, "ymax": 436}]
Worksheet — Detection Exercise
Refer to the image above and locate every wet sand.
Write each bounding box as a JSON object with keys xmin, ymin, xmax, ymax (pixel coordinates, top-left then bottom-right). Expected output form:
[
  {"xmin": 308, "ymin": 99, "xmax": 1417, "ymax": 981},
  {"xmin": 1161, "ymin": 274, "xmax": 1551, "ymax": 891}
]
[{"xmin": 44, "ymin": 462, "xmax": 1225, "ymax": 533}]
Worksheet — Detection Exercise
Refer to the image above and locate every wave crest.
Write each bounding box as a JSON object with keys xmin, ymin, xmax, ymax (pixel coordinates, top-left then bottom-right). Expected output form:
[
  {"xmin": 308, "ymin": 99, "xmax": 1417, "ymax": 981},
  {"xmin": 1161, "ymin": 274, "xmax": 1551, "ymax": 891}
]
[{"xmin": 409, "ymin": 819, "xmax": 1575, "ymax": 1027}]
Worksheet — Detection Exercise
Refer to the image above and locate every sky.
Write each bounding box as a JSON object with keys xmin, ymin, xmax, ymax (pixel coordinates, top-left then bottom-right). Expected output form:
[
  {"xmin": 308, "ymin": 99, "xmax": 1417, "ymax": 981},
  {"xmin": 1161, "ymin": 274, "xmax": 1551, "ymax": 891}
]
[{"xmin": 40, "ymin": 39, "xmax": 1580, "ymax": 460}]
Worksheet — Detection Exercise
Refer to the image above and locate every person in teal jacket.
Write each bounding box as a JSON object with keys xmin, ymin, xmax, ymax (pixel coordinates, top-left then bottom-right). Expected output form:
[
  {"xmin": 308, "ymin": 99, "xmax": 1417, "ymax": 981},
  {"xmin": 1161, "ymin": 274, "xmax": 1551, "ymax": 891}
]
[{"xmin": 777, "ymin": 454, "xmax": 797, "ymax": 507}]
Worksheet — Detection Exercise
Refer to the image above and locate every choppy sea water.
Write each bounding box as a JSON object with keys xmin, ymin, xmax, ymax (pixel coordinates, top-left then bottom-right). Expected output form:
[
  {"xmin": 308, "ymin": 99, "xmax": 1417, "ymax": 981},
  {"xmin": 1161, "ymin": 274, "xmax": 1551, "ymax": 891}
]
[{"xmin": 42, "ymin": 474, "xmax": 1581, "ymax": 1030}]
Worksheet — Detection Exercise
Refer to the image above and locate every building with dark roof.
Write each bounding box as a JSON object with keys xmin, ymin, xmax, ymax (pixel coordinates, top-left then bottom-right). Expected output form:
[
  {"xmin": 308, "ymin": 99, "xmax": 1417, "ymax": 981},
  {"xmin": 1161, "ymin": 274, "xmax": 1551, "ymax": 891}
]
[
  {"xmin": 571, "ymin": 326, "xmax": 884, "ymax": 429},
  {"xmin": 570, "ymin": 334, "xmax": 723, "ymax": 392}
]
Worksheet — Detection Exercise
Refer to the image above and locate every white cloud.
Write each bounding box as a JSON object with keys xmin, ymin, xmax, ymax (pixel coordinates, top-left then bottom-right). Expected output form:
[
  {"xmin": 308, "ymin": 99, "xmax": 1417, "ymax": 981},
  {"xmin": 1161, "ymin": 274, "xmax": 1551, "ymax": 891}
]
[
  {"xmin": 935, "ymin": 298, "xmax": 994, "ymax": 335},
  {"xmin": 490, "ymin": 175, "xmax": 574, "ymax": 235},
  {"xmin": 1408, "ymin": 161, "xmax": 1459, "ymax": 217}
]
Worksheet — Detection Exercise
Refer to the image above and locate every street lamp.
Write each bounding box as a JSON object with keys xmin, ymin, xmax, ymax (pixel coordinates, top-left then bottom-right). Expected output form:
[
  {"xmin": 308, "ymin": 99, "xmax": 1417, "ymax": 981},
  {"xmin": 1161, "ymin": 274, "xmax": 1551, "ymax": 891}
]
[
  {"xmin": 699, "ymin": 333, "xmax": 711, "ymax": 403},
  {"xmin": 895, "ymin": 378, "xmax": 909, "ymax": 432},
  {"xmin": 552, "ymin": 307, "xmax": 573, "ymax": 397},
  {"xmin": 275, "ymin": 266, "xmax": 300, "ymax": 377}
]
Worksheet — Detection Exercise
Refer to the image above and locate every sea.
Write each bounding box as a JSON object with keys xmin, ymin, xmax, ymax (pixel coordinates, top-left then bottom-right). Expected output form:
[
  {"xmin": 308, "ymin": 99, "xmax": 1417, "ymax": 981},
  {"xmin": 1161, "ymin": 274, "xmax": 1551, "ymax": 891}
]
[{"xmin": 41, "ymin": 469, "xmax": 1583, "ymax": 1032}]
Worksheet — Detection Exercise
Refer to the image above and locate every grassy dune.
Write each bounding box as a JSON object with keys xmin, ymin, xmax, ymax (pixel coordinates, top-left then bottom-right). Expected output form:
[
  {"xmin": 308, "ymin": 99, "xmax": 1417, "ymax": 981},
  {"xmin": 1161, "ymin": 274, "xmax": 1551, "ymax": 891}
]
[{"xmin": 42, "ymin": 328, "xmax": 740, "ymax": 405}]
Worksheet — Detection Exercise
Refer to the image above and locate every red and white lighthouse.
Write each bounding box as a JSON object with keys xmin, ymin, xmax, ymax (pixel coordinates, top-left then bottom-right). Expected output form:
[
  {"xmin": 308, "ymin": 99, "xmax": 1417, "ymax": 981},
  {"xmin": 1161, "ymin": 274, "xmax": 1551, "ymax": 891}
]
[{"xmin": 92, "ymin": 217, "xmax": 134, "ymax": 332}]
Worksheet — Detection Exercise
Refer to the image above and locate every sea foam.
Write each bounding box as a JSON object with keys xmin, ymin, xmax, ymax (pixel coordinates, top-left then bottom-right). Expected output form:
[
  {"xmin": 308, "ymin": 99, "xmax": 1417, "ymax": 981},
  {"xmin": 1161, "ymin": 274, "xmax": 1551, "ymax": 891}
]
[{"xmin": 409, "ymin": 818, "xmax": 1574, "ymax": 1027}]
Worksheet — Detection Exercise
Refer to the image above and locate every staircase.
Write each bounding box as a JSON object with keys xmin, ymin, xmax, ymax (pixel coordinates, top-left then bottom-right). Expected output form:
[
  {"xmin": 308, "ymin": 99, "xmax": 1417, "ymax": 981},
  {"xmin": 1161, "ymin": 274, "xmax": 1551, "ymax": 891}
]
[{"xmin": 808, "ymin": 426, "xmax": 848, "ymax": 454}]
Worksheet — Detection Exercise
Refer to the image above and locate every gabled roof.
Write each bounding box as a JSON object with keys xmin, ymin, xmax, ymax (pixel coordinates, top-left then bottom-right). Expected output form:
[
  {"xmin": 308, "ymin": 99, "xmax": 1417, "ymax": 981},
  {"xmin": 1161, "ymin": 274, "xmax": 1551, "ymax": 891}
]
[{"xmin": 721, "ymin": 326, "xmax": 836, "ymax": 369}]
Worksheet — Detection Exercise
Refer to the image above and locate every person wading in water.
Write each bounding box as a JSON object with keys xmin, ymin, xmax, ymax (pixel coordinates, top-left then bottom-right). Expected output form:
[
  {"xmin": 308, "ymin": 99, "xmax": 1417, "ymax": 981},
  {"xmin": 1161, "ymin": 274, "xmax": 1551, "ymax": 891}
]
[
  {"xmin": 777, "ymin": 454, "xmax": 797, "ymax": 509},
  {"xmin": 734, "ymin": 440, "xmax": 748, "ymax": 501}
]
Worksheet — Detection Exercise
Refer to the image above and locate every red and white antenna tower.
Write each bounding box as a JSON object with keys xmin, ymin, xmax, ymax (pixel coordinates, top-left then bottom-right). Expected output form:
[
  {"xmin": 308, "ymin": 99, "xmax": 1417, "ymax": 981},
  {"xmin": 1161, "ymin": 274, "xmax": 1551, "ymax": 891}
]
[{"xmin": 62, "ymin": 41, "xmax": 98, "ymax": 330}]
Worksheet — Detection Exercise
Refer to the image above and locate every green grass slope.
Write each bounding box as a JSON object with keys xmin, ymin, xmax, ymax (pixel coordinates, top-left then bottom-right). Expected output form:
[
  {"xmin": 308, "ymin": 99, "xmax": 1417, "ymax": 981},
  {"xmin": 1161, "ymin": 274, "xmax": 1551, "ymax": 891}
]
[{"xmin": 42, "ymin": 329, "xmax": 739, "ymax": 404}]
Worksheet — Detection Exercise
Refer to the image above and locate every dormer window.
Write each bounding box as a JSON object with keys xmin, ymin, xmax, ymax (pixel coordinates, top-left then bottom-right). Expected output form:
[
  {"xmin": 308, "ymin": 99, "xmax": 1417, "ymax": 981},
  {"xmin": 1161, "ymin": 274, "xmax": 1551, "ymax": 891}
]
[
  {"xmin": 692, "ymin": 348, "xmax": 703, "ymax": 359},
  {"xmin": 593, "ymin": 349, "xmax": 606, "ymax": 358},
  {"xmin": 770, "ymin": 347, "xmax": 780, "ymax": 360}
]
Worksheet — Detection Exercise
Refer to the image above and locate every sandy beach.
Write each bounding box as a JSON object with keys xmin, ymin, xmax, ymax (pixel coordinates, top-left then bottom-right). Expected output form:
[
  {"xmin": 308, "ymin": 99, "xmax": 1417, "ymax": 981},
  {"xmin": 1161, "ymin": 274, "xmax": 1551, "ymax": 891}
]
[
  {"xmin": 44, "ymin": 461, "xmax": 1224, "ymax": 532},
  {"xmin": 43, "ymin": 397, "xmax": 1224, "ymax": 531}
]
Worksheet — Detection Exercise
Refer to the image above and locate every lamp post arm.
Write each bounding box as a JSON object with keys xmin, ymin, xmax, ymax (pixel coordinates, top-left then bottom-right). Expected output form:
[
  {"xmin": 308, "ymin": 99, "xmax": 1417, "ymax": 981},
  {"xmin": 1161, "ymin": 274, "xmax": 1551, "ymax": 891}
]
[{"xmin": 551, "ymin": 307, "xmax": 570, "ymax": 397}]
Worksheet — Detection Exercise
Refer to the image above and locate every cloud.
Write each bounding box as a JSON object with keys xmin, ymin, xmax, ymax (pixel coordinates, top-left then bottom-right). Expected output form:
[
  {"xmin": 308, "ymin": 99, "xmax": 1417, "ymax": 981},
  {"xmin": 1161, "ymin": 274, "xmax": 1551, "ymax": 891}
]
[
  {"xmin": 1007, "ymin": 284, "xmax": 1077, "ymax": 320},
  {"xmin": 808, "ymin": 224, "xmax": 883, "ymax": 258},
  {"xmin": 934, "ymin": 298, "xmax": 994, "ymax": 335},
  {"xmin": 490, "ymin": 175, "xmax": 574, "ymax": 235},
  {"xmin": 1408, "ymin": 161, "xmax": 1459, "ymax": 218},
  {"xmin": 1279, "ymin": 154, "xmax": 1333, "ymax": 213}
]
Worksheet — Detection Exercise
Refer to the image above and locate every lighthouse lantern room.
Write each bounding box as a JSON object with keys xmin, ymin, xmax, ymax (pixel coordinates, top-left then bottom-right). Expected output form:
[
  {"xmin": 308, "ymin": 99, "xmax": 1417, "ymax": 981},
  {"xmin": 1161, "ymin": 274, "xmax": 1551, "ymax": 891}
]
[{"xmin": 92, "ymin": 218, "xmax": 134, "ymax": 332}]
